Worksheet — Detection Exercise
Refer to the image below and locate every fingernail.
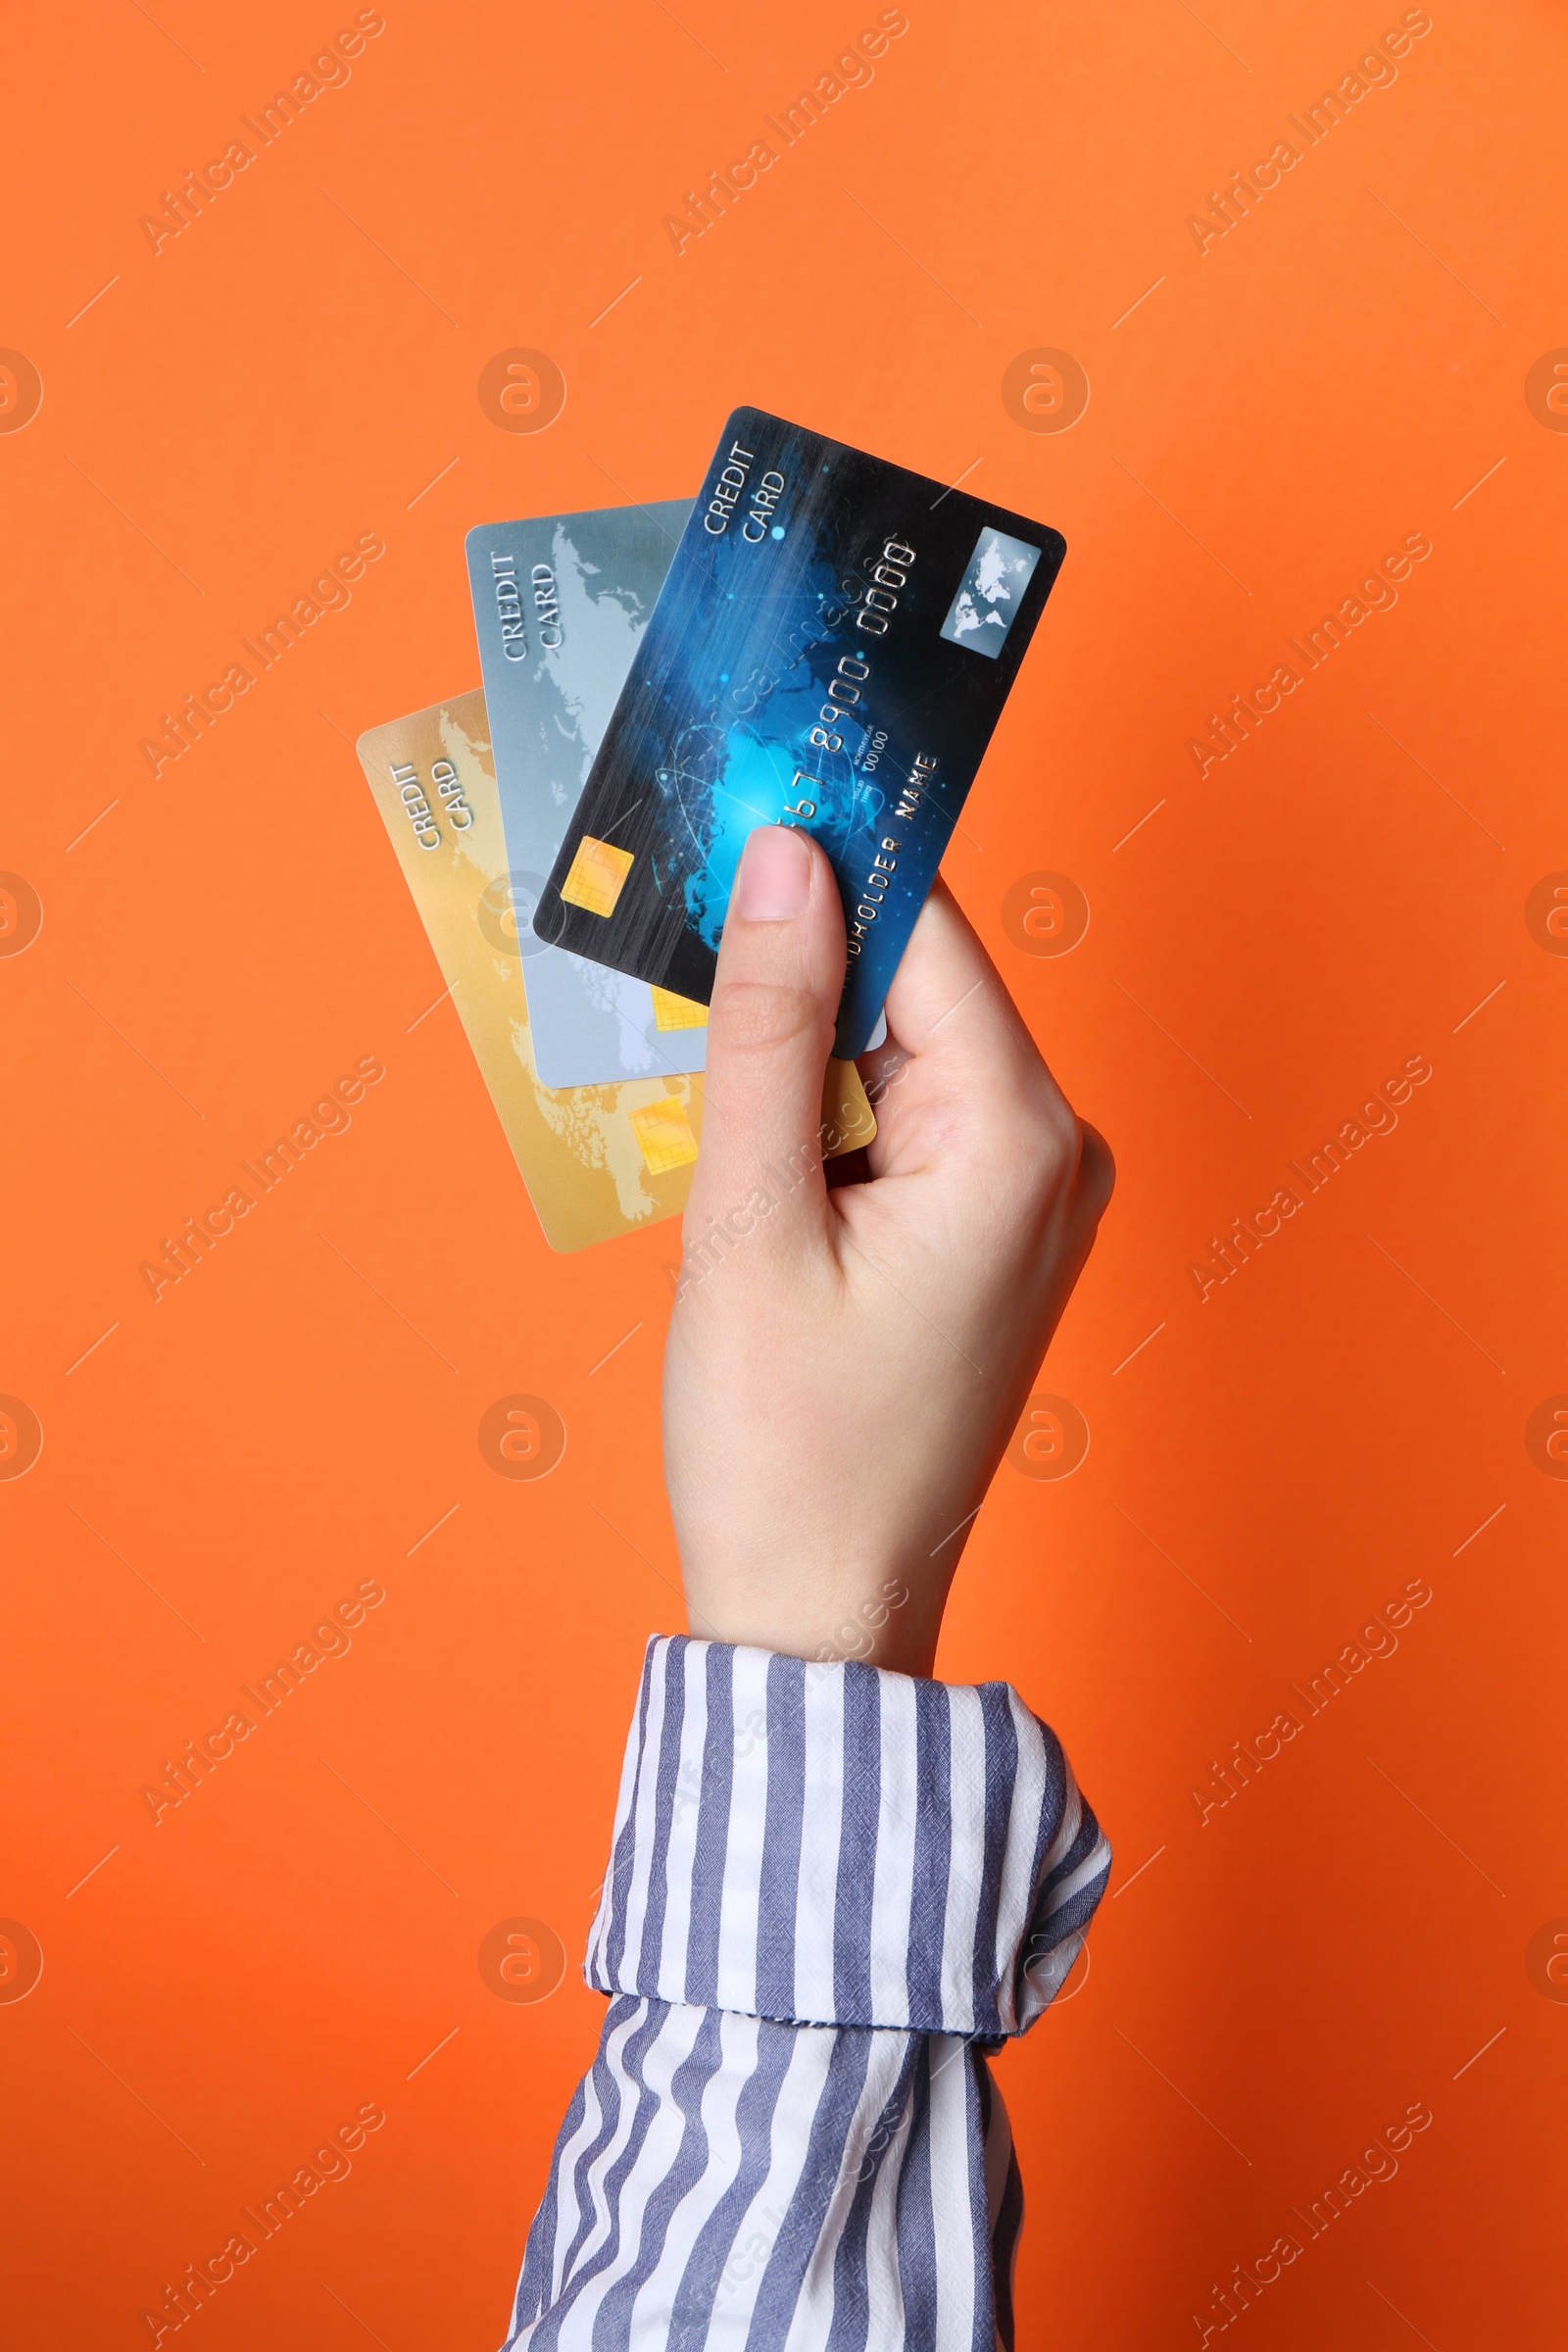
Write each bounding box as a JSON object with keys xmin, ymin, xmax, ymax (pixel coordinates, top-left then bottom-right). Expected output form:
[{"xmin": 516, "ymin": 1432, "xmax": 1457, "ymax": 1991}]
[{"xmin": 736, "ymin": 824, "xmax": 810, "ymax": 921}]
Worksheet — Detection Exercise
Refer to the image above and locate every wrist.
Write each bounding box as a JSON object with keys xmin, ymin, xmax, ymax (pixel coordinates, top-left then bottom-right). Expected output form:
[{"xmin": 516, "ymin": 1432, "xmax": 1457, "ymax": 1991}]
[{"xmin": 679, "ymin": 1565, "xmax": 945, "ymax": 1677}]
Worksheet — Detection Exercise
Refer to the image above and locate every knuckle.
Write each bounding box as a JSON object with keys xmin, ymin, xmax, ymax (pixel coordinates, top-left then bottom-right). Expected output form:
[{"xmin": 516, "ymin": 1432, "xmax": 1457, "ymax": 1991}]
[
  {"xmin": 710, "ymin": 977, "xmax": 823, "ymax": 1056},
  {"xmin": 995, "ymin": 1091, "xmax": 1113, "ymax": 1224},
  {"xmin": 1004, "ymin": 1086, "xmax": 1079, "ymax": 1194},
  {"xmin": 1078, "ymin": 1122, "xmax": 1116, "ymax": 1213}
]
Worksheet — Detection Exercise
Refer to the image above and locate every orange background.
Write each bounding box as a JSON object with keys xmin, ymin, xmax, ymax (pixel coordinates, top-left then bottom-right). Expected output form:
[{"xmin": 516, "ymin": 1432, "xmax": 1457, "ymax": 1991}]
[{"xmin": 4, "ymin": 2, "xmax": 1564, "ymax": 2343}]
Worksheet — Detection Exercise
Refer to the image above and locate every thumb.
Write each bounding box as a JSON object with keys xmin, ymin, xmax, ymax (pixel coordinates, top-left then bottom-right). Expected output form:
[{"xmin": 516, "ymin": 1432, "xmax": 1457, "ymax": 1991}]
[{"xmin": 686, "ymin": 825, "xmax": 845, "ymax": 1252}]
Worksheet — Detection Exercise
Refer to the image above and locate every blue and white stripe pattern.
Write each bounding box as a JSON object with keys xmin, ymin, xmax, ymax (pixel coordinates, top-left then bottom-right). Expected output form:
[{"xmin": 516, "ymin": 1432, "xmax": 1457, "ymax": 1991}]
[{"xmin": 505, "ymin": 1636, "xmax": 1109, "ymax": 2348}]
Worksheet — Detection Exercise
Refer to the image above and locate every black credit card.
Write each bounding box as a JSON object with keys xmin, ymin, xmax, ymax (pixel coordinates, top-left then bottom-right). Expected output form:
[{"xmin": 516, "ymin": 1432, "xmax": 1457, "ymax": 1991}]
[{"xmin": 532, "ymin": 406, "xmax": 1065, "ymax": 1055}]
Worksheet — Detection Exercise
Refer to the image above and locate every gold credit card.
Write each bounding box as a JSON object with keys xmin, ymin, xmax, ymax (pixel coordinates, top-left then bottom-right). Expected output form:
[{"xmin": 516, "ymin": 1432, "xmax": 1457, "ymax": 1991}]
[{"xmin": 357, "ymin": 690, "xmax": 873, "ymax": 1253}]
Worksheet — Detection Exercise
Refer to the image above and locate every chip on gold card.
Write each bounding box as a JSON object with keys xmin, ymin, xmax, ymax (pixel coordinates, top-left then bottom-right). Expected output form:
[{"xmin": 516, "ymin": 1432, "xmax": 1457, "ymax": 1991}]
[
  {"xmin": 357, "ymin": 689, "xmax": 873, "ymax": 1252},
  {"xmin": 627, "ymin": 1096, "xmax": 701, "ymax": 1176}
]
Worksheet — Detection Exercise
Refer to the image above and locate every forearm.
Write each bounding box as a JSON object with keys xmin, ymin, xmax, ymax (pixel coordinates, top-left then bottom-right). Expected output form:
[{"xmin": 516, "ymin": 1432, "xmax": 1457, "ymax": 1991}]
[
  {"xmin": 512, "ymin": 2004, "xmax": 1016, "ymax": 2349},
  {"xmin": 502, "ymin": 1637, "xmax": 1109, "ymax": 2349}
]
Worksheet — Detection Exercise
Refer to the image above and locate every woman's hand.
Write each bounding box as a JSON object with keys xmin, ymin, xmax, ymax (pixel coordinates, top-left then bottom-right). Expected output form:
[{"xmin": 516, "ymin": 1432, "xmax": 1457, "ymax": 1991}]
[{"xmin": 662, "ymin": 824, "xmax": 1113, "ymax": 1677}]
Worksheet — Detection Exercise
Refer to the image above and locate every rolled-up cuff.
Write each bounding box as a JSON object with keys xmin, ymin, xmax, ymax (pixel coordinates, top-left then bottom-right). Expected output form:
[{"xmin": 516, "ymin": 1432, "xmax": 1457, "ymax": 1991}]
[{"xmin": 584, "ymin": 1636, "xmax": 1109, "ymax": 2039}]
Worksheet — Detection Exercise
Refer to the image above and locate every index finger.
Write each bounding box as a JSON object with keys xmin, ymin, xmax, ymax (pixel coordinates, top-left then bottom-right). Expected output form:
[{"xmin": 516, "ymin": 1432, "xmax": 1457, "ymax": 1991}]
[{"xmin": 876, "ymin": 876, "xmax": 1055, "ymax": 1088}]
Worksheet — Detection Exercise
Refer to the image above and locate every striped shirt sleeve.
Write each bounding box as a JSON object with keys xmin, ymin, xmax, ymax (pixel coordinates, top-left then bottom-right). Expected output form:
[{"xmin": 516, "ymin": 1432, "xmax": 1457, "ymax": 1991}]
[{"xmin": 503, "ymin": 1637, "xmax": 1109, "ymax": 2350}]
